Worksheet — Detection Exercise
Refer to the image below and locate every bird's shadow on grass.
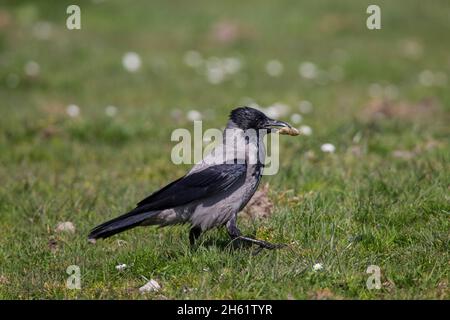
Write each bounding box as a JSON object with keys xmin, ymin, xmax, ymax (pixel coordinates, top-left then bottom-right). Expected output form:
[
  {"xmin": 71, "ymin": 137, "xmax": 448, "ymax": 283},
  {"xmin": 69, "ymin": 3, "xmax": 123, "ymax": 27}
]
[{"xmin": 195, "ymin": 238, "xmax": 239, "ymax": 251}]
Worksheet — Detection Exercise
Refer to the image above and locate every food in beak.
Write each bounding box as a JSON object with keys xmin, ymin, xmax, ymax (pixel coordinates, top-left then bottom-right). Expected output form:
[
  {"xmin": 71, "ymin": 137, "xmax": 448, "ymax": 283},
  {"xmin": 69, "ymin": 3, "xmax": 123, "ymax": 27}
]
[{"xmin": 278, "ymin": 126, "xmax": 300, "ymax": 136}]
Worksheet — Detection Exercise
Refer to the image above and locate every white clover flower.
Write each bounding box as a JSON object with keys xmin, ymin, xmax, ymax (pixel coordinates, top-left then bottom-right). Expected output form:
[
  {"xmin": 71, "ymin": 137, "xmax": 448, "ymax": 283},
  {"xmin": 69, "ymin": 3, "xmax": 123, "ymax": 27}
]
[
  {"xmin": 122, "ymin": 52, "xmax": 142, "ymax": 72},
  {"xmin": 204, "ymin": 56, "xmax": 241, "ymax": 84},
  {"xmin": 265, "ymin": 60, "xmax": 284, "ymax": 77},
  {"xmin": 66, "ymin": 104, "xmax": 80, "ymax": 118},
  {"xmin": 187, "ymin": 110, "xmax": 202, "ymax": 121},
  {"xmin": 266, "ymin": 102, "xmax": 290, "ymax": 119},
  {"xmin": 290, "ymin": 113, "xmax": 302, "ymax": 124},
  {"xmin": 24, "ymin": 61, "xmax": 40, "ymax": 77},
  {"xmin": 206, "ymin": 67, "xmax": 225, "ymax": 84},
  {"xmin": 115, "ymin": 264, "xmax": 127, "ymax": 271},
  {"xmin": 139, "ymin": 279, "xmax": 161, "ymax": 293},
  {"xmin": 299, "ymin": 62, "xmax": 318, "ymax": 79},
  {"xmin": 222, "ymin": 57, "xmax": 241, "ymax": 74},
  {"xmin": 418, "ymin": 70, "xmax": 434, "ymax": 87},
  {"xmin": 298, "ymin": 125, "xmax": 312, "ymax": 136},
  {"xmin": 183, "ymin": 50, "xmax": 203, "ymax": 68},
  {"xmin": 298, "ymin": 100, "xmax": 313, "ymax": 113},
  {"xmin": 321, "ymin": 143, "xmax": 336, "ymax": 153},
  {"xmin": 105, "ymin": 105, "xmax": 118, "ymax": 117},
  {"xmin": 313, "ymin": 263, "xmax": 323, "ymax": 271}
]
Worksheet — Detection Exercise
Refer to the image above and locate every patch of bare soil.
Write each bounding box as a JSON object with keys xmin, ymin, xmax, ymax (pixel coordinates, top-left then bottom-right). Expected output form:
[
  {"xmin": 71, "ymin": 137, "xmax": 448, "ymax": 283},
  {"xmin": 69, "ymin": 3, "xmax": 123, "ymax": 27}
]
[
  {"xmin": 241, "ymin": 183, "xmax": 273, "ymax": 220},
  {"xmin": 361, "ymin": 98, "xmax": 440, "ymax": 122},
  {"xmin": 308, "ymin": 288, "xmax": 342, "ymax": 300}
]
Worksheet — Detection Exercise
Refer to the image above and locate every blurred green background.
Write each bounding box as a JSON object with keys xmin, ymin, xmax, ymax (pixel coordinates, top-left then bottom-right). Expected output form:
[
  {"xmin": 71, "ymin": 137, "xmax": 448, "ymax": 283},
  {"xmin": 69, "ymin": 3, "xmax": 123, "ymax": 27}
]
[{"xmin": 0, "ymin": 0, "xmax": 448, "ymax": 299}]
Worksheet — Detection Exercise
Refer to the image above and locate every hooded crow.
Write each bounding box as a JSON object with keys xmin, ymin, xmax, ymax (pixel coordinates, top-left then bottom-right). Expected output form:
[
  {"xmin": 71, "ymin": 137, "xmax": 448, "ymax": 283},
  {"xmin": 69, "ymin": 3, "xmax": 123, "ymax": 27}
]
[{"xmin": 88, "ymin": 107, "xmax": 298, "ymax": 250}]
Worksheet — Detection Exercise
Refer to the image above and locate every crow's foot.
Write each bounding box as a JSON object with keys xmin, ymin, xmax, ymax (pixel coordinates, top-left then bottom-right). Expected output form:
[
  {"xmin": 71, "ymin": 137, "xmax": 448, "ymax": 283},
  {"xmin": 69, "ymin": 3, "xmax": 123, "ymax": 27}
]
[{"xmin": 229, "ymin": 235, "xmax": 286, "ymax": 254}]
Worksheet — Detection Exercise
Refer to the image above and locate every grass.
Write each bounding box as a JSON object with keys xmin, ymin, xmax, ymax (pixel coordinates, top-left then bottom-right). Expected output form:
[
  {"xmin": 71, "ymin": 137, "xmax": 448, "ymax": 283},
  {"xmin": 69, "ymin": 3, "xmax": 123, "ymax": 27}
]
[{"xmin": 0, "ymin": 0, "xmax": 449, "ymax": 299}]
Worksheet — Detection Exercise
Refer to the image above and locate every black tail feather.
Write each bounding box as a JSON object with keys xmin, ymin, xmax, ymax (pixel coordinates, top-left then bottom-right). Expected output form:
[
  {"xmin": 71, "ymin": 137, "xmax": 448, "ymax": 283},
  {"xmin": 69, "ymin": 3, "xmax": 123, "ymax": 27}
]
[{"xmin": 88, "ymin": 211, "xmax": 152, "ymax": 240}]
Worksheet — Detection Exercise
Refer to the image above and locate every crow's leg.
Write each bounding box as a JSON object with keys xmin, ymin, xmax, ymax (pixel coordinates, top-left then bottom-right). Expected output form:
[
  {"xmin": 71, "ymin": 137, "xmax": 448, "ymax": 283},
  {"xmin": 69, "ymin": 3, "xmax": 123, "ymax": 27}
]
[
  {"xmin": 189, "ymin": 226, "xmax": 202, "ymax": 246},
  {"xmin": 226, "ymin": 216, "xmax": 241, "ymax": 239},
  {"xmin": 226, "ymin": 216, "xmax": 285, "ymax": 251}
]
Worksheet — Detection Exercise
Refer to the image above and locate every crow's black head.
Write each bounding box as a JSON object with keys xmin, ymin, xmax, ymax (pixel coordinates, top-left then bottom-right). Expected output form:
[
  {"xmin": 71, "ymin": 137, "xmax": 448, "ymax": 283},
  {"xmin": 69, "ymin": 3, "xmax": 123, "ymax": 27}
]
[
  {"xmin": 228, "ymin": 106, "xmax": 292, "ymax": 131},
  {"xmin": 229, "ymin": 107, "xmax": 268, "ymax": 130}
]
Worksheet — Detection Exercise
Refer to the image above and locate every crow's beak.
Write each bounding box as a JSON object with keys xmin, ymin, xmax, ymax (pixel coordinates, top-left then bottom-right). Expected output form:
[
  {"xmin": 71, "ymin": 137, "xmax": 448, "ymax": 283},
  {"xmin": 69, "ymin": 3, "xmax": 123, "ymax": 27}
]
[{"xmin": 265, "ymin": 119, "xmax": 299, "ymax": 136}]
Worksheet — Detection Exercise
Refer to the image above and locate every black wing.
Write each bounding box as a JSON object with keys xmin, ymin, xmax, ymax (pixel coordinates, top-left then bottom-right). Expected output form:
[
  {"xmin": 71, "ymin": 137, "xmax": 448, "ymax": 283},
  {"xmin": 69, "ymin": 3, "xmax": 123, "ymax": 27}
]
[
  {"xmin": 88, "ymin": 163, "xmax": 247, "ymax": 240},
  {"xmin": 135, "ymin": 163, "xmax": 247, "ymax": 212}
]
